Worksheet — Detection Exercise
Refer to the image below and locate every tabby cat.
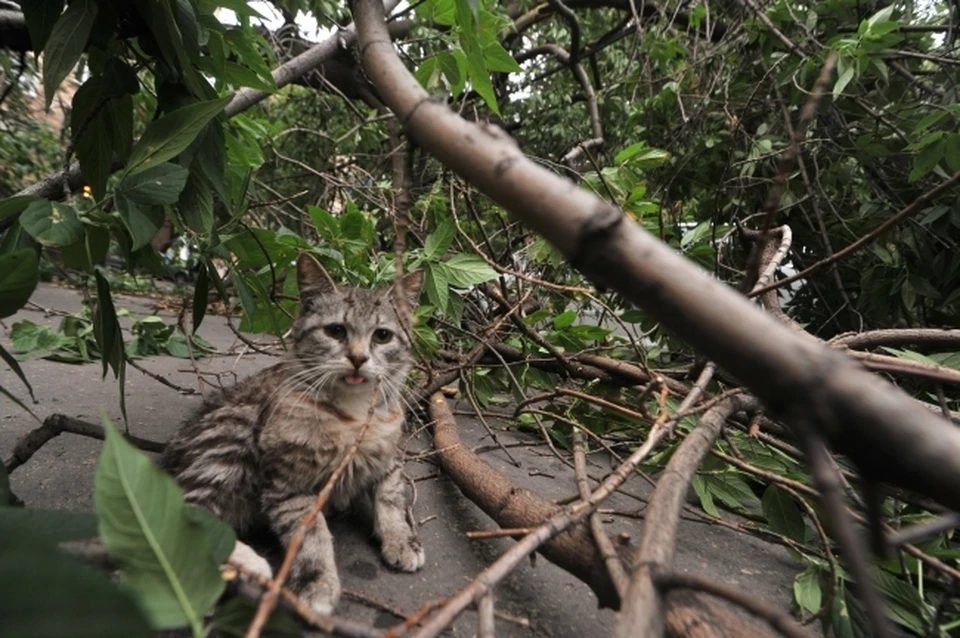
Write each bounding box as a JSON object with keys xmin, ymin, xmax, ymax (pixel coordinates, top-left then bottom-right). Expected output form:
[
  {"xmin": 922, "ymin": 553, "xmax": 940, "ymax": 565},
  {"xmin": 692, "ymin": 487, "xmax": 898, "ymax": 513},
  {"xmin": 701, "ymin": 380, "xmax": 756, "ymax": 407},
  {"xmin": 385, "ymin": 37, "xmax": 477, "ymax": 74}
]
[{"xmin": 160, "ymin": 253, "xmax": 425, "ymax": 614}]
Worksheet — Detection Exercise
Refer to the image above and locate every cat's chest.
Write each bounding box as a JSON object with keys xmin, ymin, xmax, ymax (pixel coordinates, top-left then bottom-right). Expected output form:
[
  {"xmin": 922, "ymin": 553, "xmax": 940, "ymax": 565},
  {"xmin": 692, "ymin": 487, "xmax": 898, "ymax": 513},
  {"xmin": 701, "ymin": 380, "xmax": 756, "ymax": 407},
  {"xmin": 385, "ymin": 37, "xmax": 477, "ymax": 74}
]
[{"xmin": 260, "ymin": 397, "xmax": 403, "ymax": 499}]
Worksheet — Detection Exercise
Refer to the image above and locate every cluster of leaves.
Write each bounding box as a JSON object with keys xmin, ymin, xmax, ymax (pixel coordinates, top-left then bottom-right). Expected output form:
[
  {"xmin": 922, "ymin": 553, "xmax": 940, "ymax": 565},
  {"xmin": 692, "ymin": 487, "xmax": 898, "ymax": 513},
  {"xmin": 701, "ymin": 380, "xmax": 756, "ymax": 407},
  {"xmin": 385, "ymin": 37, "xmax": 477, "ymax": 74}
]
[{"xmin": 7, "ymin": 309, "xmax": 214, "ymax": 363}]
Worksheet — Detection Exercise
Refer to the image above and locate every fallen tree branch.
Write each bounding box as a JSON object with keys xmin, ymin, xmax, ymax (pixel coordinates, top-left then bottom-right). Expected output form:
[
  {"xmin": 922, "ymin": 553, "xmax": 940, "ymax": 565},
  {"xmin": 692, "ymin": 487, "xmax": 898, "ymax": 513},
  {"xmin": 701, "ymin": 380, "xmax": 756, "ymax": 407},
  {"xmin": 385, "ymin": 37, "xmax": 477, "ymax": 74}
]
[
  {"xmin": 4, "ymin": 414, "xmax": 165, "ymax": 473},
  {"xmin": 427, "ymin": 393, "xmax": 775, "ymax": 636},
  {"xmin": 616, "ymin": 395, "xmax": 752, "ymax": 637},
  {"xmin": 429, "ymin": 392, "xmax": 632, "ymax": 607},
  {"xmin": 353, "ymin": 0, "xmax": 960, "ymax": 516}
]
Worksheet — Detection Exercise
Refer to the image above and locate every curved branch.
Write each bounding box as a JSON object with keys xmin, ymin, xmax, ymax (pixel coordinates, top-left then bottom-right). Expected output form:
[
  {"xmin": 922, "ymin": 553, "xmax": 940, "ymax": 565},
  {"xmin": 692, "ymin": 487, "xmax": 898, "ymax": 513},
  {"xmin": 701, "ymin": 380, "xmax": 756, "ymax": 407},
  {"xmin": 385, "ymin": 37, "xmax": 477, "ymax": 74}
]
[
  {"xmin": 615, "ymin": 395, "xmax": 753, "ymax": 637},
  {"xmin": 353, "ymin": 0, "xmax": 960, "ymax": 515}
]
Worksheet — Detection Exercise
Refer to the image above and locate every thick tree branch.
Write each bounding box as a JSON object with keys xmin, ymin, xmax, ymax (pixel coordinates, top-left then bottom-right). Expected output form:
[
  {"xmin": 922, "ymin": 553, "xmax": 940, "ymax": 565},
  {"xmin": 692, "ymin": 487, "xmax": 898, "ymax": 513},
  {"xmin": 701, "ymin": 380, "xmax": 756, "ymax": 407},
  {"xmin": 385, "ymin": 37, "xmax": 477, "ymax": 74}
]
[{"xmin": 352, "ymin": 0, "xmax": 960, "ymax": 519}]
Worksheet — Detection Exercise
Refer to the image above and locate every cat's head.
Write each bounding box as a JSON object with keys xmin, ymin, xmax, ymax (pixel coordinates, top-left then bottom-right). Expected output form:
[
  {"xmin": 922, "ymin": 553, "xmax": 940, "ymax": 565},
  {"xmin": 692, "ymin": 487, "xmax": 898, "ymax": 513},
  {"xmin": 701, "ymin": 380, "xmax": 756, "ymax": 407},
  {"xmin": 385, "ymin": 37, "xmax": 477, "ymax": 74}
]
[{"xmin": 291, "ymin": 252, "xmax": 423, "ymax": 399}]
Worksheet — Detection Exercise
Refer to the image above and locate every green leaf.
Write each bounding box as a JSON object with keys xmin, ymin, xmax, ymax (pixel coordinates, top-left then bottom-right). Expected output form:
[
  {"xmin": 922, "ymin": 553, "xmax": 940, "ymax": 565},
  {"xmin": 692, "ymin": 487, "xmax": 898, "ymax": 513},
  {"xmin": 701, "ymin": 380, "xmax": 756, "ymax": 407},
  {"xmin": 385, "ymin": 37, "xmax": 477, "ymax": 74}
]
[
  {"xmin": 793, "ymin": 568, "xmax": 822, "ymax": 614},
  {"xmin": 481, "ymin": 41, "xmax": 522, "ymax": 73},
  {"xmin": 425, "ymin": 263, "xmax": 450, "ymax": 312},
  {"xmin": 340, "ymin": 210, "xmax": 367, "ymax": 240},
  {"xmin": 553, "ymin": 310, "xmax": 577, "ymax": 329},
  {"xmin": 125, "ymin": 97, "xmax": 232, "ymax": 176},
  {"xmin": 437, "ymin": 51, "xmax": 462, "ymax": 89},
  {"xmin": 21, "ymin": 0, "xmax": 65, "ymax": 52},
  {"xmin": 438, "ymin": 253, "xmax": 498, "ymax": 287},
  {"xmin": 20, "ymin": 200, "xmax": 84, "ymax": 247},
  {"xmin": 0, "ymin": 249, "xmax": 39, "ymax": 318},
  {"xmin": 833, "ymin": 66, "xmax": 854, "ymax": 100},
  {"xmin": 116, "ymin": 193, "xmax": 166, "ymax": 252},
  {"xmin": 691, "ymin": 475, "xmax": 720, "ymax": 517},
  {"xmin": 0, "ymin": 341, "xmax": 35, "ymax": 402},
  {"xmin": 92, "ymin": 271, "xmax": 125, "ymax": 423},
  {"xmin": 118, "ymin": 163, "xmax": 190, "ymax": 205},
  {"xmin": 178, "ymin": 172, "xmax": 215, "ymax": 234},
  {"xmin": 42, "ymin": 0, "xmax": 97, "ymax": 109},
  {"xmin": 95, "ymin": 414, "xmax": 227, "ymax": 631},
  {"xmin": 680, "ymin": 220, "xmax": 712, "ymax": 249},
  {"xmin": 761, "ymin": 485, "xmax": 806, "ymax": 542},
  {"xmin": 425, "ymin": 218, "xmax": 456, "ymax": 259},
  {"xmin": 415, "ymin": 55, "xmax": 440, "ymax": 89},
  {"xmin": 944, "ymin": 134, "xmax": 960, "ymax": 173},
  {"xmin": 9, "ymin": 320, "xmax": 71, "ymax": 360},
  {"xmin": 457, "ymin": 1, "xmax": 499, "ymax": 114},
  {"xmin": 308, "ymin": 205, "xmax": 340, "ymax": 240},
  {"xmin": 74, "ymin": 104, "xmax": 113, "ymax": 198},
  {"xmin": 910, "ymin": 139, "xmax": 944, "ymax": 182},
  {"xmin": 0, "ymin": 535, "xmax": 152, "ymax": 637},
  {"xmin": 185, "ymin": 506, "xmax": 236, "ymax": 565},
  {"xmin": 192, "ymin": 262, "xmax": 209, "ymax": 332}
]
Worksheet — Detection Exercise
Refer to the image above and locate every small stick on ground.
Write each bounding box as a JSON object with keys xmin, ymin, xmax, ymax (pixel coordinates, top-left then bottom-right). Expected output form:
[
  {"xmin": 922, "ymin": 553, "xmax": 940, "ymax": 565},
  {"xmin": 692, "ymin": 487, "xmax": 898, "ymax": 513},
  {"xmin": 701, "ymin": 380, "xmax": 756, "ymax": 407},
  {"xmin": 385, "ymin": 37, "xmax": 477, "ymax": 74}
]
[
  {"xmin": 5, "ymin": 413, "xmax": 165, "ymax": 473},
  {"xmin": 572, "ymin": 429, "xmax": 628, "ymax": 598}
]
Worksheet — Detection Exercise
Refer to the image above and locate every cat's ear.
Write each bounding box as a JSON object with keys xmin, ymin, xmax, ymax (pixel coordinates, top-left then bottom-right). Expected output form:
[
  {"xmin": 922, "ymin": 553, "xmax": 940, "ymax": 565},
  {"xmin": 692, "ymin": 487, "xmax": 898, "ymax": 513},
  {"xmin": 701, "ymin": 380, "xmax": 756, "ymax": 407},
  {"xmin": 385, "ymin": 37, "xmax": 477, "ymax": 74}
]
[
  {"xmin": 297, "ymin": 252, "xmax": 337, "ymax": 300},
  {"xmin": 391, "ymin": 270, "xmax": 423, "ymax": 309}
]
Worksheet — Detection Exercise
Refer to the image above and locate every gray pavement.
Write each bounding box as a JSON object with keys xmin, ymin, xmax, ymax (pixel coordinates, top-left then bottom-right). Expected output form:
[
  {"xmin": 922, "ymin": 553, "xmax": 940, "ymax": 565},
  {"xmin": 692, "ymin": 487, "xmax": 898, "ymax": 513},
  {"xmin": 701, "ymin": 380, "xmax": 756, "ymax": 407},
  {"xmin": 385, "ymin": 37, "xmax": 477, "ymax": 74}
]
[{"xmin": 1, "ymin": 284, "xmax": 807, "ymax": 636}]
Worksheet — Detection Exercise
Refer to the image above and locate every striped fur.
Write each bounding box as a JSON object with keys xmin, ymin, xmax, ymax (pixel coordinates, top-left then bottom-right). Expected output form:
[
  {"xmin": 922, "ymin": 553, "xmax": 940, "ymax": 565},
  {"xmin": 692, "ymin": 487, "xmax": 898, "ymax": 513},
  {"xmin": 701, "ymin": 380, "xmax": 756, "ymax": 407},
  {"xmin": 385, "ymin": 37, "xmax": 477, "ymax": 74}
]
[{"xmin": 161, "ymin": 253, "xmax": 425, "ymax": 614}]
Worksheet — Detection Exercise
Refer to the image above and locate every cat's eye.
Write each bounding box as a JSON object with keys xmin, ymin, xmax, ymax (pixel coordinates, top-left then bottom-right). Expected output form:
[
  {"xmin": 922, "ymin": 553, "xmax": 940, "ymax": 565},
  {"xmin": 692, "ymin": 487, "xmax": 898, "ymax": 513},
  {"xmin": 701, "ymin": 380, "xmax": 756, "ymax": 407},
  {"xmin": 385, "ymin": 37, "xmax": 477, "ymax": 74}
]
[
  {"xmin": 324, "ymin": 324, "xmax": 347, "ymax": 340},
  {"xmin": 372, "ymin": 328, "xmax": 393, "ymax": 344}
]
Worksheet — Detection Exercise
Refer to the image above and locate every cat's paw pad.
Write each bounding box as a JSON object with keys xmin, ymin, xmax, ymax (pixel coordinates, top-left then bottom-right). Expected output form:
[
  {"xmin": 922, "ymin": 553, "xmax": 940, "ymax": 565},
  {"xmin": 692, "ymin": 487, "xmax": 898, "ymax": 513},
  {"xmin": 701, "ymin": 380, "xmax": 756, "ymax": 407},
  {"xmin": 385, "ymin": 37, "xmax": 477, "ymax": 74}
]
[
  {"xmin": 300, "ymin": 574, "xmax": 341, "ymax": 616},
  {"xmin": 228, "ymin": 541, "xmax": 273, "ymax": 579},
  {"xmin": 381, "ymin": 538, "xmax": 425, "ymax": 572}
]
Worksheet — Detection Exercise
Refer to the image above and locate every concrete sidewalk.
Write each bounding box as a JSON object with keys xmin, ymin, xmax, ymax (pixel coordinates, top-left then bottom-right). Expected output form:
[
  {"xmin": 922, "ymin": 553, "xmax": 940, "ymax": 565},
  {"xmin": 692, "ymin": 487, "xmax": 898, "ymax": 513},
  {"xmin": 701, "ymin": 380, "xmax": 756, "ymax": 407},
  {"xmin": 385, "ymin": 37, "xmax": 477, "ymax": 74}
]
[{"xmin": 1, "ymin": 284, "xmax": 806, "ymax": 636}]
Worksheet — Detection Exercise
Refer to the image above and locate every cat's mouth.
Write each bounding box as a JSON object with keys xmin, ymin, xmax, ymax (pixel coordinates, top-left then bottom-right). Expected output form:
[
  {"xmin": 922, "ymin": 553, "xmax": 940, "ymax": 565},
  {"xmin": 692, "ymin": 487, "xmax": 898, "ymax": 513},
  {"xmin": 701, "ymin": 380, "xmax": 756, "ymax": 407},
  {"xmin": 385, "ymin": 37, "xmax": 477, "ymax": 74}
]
[{"xmin": 343, "ymin": 374, "xmax": 367, "ymax": 386}]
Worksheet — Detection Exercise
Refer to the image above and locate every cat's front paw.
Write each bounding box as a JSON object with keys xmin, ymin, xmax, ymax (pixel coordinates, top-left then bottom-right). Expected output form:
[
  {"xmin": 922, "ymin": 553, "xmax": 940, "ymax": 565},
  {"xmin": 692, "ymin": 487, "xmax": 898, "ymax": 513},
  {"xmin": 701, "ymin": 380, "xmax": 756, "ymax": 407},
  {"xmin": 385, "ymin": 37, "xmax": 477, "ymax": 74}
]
[
  {"xmin": 228, "ymin": 541, "xmax": 273, "ymax": 579},
  {"xmin": 299, "ymin": 573, "xmax": 341, "ymax": 616},
  {"xmin": 381, "ymin": 537, "xmax": 425, "ymax": 572}
]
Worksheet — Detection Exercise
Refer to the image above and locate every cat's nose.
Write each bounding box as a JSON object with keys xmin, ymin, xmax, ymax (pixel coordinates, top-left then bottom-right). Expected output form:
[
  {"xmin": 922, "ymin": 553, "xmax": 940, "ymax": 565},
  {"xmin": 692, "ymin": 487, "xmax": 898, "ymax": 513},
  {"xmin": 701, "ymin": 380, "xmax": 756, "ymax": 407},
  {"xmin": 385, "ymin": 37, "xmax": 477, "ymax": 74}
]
[{"xmin": 347, "ymin": 352, "xmax": 369, "ymax": 369}]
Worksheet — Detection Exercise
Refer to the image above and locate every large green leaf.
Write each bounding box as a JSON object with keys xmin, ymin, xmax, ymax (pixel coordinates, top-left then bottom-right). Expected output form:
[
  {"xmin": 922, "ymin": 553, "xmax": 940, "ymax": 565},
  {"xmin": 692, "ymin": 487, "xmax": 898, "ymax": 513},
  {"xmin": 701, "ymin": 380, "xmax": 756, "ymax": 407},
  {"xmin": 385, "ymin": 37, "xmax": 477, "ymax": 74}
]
[
  {"xmin": 20, "ymin": 200, "xmax": 84, "ymax": 247},
  {"xmin": 437, "ymin": 253, "xmax": 498, "ymax": 287},
  {"xmin": 124, "ymin": 97, "xmax": 232, "ymax": 176},
  {"xmin": 0, "ymin": 249, "xmax": 39, "ymax": 318},
  {"xmin": 0, "ymin": 536, "xmax": 152, "ymax": 637},
  {"xmin": 118, "ymin": 163, "xmax": 190, "ymax": 205},
  {"xmin": 42, "ymin": 0, "xmax": 97, "ymax": 109},
  {"xmin": 94, "ymin": 415, "xmax": 228, "ymax": 632}
]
